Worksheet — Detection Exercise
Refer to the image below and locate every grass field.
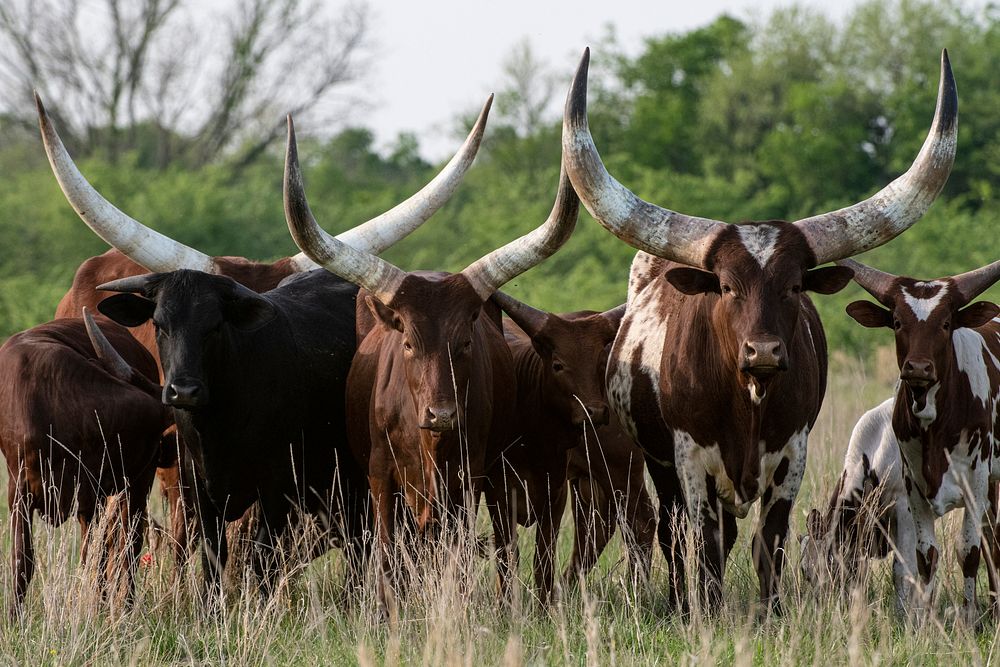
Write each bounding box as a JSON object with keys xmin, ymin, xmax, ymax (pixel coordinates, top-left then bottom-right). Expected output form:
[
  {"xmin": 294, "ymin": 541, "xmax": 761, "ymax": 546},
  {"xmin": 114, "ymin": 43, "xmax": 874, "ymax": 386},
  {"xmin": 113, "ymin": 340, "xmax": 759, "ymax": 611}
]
[{"xmin": 0, "ymin": 351, "xmax": 996, "ymax": 665}]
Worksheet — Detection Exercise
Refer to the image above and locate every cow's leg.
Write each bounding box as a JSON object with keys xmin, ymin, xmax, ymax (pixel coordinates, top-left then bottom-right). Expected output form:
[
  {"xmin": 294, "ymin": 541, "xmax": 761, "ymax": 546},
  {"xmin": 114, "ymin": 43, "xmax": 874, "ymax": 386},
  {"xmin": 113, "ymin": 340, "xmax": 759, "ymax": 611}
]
[
  {"xmin": 753, "ymin": 437, "xmax": 807, "ymax": 615},
  {"xmin": 646, "ymin": 457, "xmax": 687, "ymax": 608},
  {"xmin": 908, "ymin": 489, "xmax": 938, "ymax": 616},
  {"xmin": 699, "ymin": 500, "xmax": 736, "ymax": 612},
  {"xmin": 252, "ymin": 497, "xmax": 292, "ymax": 596},
  {"xmin": 533, "ymin": 479, "xmax": 567, "ymax": 605},
  {"xmin": 487, "ymin": 486, "xmax": 517, "ymax": 605},
  {"xmin": 197, "ymin": 489, "xmax": 228, "ymax": 603},
  {"xmin": 9, "ymin": 485, "xmax": 34, "ymax": 617},
  {"xmin": 115, "ymin": 490, "xmax": 147, "ymax": 610},
  {"xmin": 982, "ymin": 482, "xmax": 1000, "ymax": 615},
  {"xmin": 958, "ymin": 500, "xmax": 984, "ymax": 624},
  {"xmin": 891, "ymin": 490, "xmax": 917, "ymax": 618},
  {"xmin": 340, "ymin": 472, "xmax": 371, "ymax": 607},
  {"xmin": 564, "ymin": 475, "xmax": 612, "ymax": 585},
  {"xmin": 370, "ymin": 476, "xmax": 396, "ymax": 619},
  {"xmin": 624, "ymin": 473, "xmax": 656, "ymax": 586}
]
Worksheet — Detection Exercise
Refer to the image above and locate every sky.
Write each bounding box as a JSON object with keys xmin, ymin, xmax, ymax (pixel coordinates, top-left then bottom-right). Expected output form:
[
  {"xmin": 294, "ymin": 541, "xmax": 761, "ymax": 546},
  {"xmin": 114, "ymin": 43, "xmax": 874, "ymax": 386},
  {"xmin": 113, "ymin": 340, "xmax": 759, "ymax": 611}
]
[{"xmin": 354, "ymin": 0, "xmax": 862, "ymax": 159}]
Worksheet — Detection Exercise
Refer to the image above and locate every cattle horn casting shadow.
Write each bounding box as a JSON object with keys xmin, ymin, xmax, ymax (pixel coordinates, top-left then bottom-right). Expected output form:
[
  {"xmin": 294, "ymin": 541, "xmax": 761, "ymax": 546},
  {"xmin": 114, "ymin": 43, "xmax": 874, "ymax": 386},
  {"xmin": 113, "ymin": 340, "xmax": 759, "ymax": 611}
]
[
  {"xmin": 36, "ymin": 92, "xmax": 494, "ymax": 273},
  {"xmin": 561, "ymin": 48, "xmax": 957, "ymax": 267},
  {"xmin": 284, "ymin": 113, "xmax": 580, "ymax": 302}
]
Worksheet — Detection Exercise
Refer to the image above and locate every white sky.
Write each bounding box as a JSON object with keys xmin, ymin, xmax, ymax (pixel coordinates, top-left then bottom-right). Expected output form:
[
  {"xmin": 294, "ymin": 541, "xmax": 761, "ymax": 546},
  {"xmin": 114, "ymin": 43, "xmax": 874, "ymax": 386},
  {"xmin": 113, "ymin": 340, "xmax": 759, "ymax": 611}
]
[{"xmin": 355, "ymin": 0, "xmax": 862, "ymax": 159}]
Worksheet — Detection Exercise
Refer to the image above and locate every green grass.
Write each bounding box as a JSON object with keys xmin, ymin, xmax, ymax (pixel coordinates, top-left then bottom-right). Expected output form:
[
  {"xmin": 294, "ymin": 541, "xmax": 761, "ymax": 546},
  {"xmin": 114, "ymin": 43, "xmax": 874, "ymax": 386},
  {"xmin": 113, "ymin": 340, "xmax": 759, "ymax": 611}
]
[{"xmin": 0, "ymin": 352, "xmax": 997, "ymax": 665}]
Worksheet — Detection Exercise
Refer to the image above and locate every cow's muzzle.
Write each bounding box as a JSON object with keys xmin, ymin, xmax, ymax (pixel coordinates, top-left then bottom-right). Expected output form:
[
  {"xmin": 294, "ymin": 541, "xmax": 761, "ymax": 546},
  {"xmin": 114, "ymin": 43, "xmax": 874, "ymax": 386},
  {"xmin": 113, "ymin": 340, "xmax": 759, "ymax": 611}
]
[
  {"xmin": 740, "ymin": 336, "xmax": 788, "ymax": 379},
  {"xmin": 163, "ymin": 379, "xmax": 209, "ymax": 408},
  {"xmin": 900, "ymin": 359, "xmax": 936, "ymax": 387},
  {"xmin": 573, "ymin": 402, "xmax": 610, "ymax": 428},
  {"xmin": 420, "ymin": 404, "xmax": 457, "ymax": 432}
]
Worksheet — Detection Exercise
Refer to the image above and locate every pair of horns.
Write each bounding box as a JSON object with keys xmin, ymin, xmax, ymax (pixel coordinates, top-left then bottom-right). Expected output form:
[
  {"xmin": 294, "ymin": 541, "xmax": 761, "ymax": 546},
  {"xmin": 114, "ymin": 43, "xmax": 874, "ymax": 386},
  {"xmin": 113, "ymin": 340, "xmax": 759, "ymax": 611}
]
[
  {"xmin": 491, "ymin": 291, "xmax": 625, "ymax": 338},
  {"xmin": 840, "ymin": 258, "xmax": 1000, "ymax": 307},
  {"xmin": 285, "ymin": 121, "xmax": 580, "ymax": 304},
  {"xmin": 562, "ymin": 48, "xmax": 959, "ymax": 267},
  {"xmin": 36, "ymin": 94, "xmax": 494, "ymax": 273}
]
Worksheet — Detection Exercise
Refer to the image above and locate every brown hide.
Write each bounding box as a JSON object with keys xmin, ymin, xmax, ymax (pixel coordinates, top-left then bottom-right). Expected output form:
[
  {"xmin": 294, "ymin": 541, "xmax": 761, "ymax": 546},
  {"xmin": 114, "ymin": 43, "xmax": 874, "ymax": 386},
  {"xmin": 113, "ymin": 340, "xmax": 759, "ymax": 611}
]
[
  {"xmin": 0, "ymin": 317, "xmax": 168, "ymax": 611},
  {"xmin": 345, "ymin": 274, "xmax": 516, "ymax": 613},
  {"xmin": 498, "ymin": 307, "xmax": 654, "ymax": 601}
]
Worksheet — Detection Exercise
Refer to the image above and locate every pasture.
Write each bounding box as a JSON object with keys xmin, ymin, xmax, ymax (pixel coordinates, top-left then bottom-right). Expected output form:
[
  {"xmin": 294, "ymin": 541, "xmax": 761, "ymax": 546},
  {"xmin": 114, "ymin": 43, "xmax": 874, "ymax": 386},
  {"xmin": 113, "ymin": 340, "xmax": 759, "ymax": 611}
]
[{"xmin": 0, "ymin": 352, "xmax": 995, "ymax": 665}]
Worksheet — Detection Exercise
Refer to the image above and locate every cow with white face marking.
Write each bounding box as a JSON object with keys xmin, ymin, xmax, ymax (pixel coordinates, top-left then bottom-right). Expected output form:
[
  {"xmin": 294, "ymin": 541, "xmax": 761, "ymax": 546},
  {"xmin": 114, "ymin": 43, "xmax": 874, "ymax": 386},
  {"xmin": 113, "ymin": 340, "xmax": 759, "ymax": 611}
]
[
  {"xmin": 561, "ymin": 48, "xmax": 957, "ymax": 611},
  {"xmin": 839, "ymin": 258, "xmax": 1000, "ymax": 619}
]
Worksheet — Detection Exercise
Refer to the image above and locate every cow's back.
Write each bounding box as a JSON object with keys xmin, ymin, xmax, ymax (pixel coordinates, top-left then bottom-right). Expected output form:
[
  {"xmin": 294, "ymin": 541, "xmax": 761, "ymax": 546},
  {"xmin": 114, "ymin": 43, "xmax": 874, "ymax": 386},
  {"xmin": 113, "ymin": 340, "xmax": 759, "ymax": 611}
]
[{"xmin": 0, "ymin": 320, "xmax": 164, "ymax": 520}]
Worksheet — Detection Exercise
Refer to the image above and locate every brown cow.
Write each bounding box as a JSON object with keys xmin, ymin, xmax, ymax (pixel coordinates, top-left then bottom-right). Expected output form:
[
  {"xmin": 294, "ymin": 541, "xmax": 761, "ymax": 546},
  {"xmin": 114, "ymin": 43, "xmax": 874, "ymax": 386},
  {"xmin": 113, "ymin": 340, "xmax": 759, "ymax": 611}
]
[
  {"xmin": 0, "ymin": 310, "xmax": 170, "ymax": 614},
  {"xmin": 838, "ymin": 258, "xmax": 1000, "ymax": 621},
  {"xmin": 283, "ymin": 116, "xmax": 579, "ymax": 615},
  {"xmin": 37, "ymin": 93, "xmax": 493, "ymax": 566},
  {"xmin": 561, "ymin": 48, "xmax": 957, "ymax": 612},
  {"xmin": 491, "ymin": 292, "xmax": 654, "ymax": 602}
]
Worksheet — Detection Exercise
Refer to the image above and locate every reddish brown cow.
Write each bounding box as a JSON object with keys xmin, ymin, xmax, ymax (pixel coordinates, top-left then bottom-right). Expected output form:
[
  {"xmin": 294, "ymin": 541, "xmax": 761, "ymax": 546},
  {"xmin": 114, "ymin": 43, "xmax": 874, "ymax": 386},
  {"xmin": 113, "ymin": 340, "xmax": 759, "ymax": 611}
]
[
  {"xmin": 491, "ymin": 292, "xmax": 654, "ymax": 602},
  {"xmin": 561, "ymin": 48, "xmax": 957, "ymax": 611},
  {"xmin": 37, "ymin": 93, "xmax": 492, "ymax": 565},
  {"xmin": 838, "ymin": 258, "xmax": 1000, "ymax": 620},
  {"xmin": 0, "ymin": 310, "xmax": 170, "ymax": 614},
  {"xmin": 283, "ymin": 117, "xmax": 579, "ymax": 614}
]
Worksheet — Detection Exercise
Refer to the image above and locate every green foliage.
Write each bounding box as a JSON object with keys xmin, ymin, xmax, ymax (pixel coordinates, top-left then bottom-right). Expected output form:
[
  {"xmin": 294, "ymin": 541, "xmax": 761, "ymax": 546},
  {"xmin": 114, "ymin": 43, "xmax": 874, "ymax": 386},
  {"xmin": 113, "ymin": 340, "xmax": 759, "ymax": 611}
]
[{"xmin": 0, "ymin": 0, "xmax": 999, "ymax": 360}]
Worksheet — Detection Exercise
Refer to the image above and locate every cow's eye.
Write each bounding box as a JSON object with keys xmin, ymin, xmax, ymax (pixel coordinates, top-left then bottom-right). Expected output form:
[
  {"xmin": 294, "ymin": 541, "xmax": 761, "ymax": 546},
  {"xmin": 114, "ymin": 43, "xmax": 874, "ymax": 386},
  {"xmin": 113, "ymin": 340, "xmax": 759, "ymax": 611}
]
[
  {"xmin": 552, "ymin": 361, "xmax": 564, "ymax": 373},
  {"xmin": 943, "ymin": 320, "xmax": 951, "ymax": 332},
  {"xmin": 893, "ymin": 318, "xmax": 902, "ymax": 331},
  {"xmin": 403, "ymin": 341, "xmax": 413, "ymax": 352},
  {"xmin": 721, "ymin": 284, "xmax": 733, "ymax": 295}
]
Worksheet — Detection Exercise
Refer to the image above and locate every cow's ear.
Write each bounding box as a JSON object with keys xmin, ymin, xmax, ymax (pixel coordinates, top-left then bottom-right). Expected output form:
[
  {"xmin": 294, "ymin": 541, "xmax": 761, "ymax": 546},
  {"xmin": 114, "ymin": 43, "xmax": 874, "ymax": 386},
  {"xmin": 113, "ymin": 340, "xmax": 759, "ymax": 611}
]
[
  {"xmin": 665, "ymin": 267, "xmax": 720, "ymax": 295},
  {"xmin": 366, "ymin": 295, "xmax": 403, "ymax": 333},
  {"xmin": 804, "ymin": 266, "xmax": 855, "ymax": 295},
  {"xmin": 224, "ymin": 293, "xmax": 277, "ymax": 331},
  {"xmin": 957, "ymin": 301, "xmax": 1000, "ymax": 329},
  {"xmin": 97, "ymin": 294, "xmax": 156, "ymax": 327},
  {"xmin": 846, "ymin": 300, "xmax": 892, "ymax": 329}
]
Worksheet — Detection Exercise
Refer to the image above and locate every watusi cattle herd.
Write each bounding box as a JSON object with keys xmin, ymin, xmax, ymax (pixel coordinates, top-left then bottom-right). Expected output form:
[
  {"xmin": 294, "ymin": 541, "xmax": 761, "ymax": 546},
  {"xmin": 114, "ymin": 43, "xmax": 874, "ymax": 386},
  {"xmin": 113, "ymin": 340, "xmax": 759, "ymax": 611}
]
[{"xmin": 3, "ymin": 46, "xmax": 997, "ymax": 627}]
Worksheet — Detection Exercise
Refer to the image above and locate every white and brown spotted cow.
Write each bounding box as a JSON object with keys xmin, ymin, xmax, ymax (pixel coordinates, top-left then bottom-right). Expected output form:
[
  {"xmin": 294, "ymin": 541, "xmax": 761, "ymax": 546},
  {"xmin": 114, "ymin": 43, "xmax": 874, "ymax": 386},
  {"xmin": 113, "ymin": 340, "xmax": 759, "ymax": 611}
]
[
  {"xmin": 839, "ymin": 258, "xmax": 1000, "ymax": 620},
  {"xmin": 561, "ymin": 47, "xmax": 958, "ymax": 612},
  {"xmin": 800, "ymin": 399, "xmax": 906, "ymax": 597}
]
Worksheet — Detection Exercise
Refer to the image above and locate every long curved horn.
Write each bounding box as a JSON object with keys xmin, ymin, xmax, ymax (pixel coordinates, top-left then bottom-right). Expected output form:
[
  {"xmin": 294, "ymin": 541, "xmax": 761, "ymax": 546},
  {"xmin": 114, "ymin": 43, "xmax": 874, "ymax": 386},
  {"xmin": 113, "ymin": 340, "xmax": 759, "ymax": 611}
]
[
  {"xmin": 461, "ymin": 163, "xmax": 579, "ymax": 300},
  {"xmin": 492, "ymin": 291, "xmax": 550, "ymax": 338},
  {"xmin": 284, "ymin": 117, "xmax": 406, "ymax": 304},
  {"xmin": 795, "ymin": 50, "xmax": 958, "ymax": 264},
  {"xmin": 561, "ymin": 48, "xmax": 726, "ymax": 269},
  {"xmin": 287, "ymin": 95, "xmax": 494, "ymax": 271},
  {"xmin": 837, "ymin": 259, "xmax": 896, "ymax": 306},
  {"xmin": 96, "ymin": 274, "xmax": 158, "ymax": 294},
  {"xmin": 35, "ymin": 94, "xmax": 215, "ymax": 273},
  {"xmin": 952, "ymin": 259, "xmax": 1000, "ymax": 304},
  {"xmin": 82, "ymin": 307, "xmax": 134, "ymax": 381},
  {"xmin": 601, "ymin": 303, "xmax": 627, "ymax": 330}
]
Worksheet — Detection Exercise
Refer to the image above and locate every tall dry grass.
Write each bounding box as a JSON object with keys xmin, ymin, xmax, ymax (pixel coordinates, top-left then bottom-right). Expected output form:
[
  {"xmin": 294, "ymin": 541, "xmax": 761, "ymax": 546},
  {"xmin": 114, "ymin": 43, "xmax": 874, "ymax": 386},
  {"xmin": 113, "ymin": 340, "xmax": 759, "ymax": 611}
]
[{"xmin": 0, "ymin": 351, "xmax": 997, "ymax": 665}]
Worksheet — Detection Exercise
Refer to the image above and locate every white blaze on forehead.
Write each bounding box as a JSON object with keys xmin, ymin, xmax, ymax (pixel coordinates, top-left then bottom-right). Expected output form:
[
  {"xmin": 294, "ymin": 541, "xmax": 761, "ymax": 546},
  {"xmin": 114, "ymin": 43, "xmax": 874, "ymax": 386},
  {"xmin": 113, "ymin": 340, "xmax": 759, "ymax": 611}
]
[
  {"xmin": 900, "ymin": 281, "xmax": 949, "ymax": 321},
  {"xmin": 737, "ymin": 225, "xmax": 780, "ymax": 268}
]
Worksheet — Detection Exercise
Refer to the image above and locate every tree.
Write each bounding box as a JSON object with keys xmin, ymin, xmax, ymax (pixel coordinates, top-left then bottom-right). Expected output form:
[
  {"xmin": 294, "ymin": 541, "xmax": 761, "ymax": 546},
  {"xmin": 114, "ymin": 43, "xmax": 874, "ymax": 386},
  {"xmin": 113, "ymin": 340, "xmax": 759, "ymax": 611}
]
[{"xmin": 0, "ymin": 0, "xmax": 372, "ymax": 168}]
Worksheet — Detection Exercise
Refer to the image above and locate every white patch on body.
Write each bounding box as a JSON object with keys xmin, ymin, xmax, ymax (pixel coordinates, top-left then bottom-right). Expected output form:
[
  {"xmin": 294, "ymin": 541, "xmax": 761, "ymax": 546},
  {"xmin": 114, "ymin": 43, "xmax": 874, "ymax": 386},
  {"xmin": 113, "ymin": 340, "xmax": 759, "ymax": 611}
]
[
  {"xmin": 837, "ymin": 399, "xmax": 905, "ymax": 517},
  {"xmin": 952, "ymin": 326, "xmax": 1000, "ymax": 407},
  {"xmin": 748, "ymin": 381, "xmax": 765, "ymax": 405},
  {"xmin": 900, "ymin": 282, "xmax": 948, "ymax": 321},
  {"xmin": 736, "ymin": 225, "xmax": 779, "ymax": 268},
  {"xmin": 608, "ymin": 253, "xmax": 669, "ymax": 441}
]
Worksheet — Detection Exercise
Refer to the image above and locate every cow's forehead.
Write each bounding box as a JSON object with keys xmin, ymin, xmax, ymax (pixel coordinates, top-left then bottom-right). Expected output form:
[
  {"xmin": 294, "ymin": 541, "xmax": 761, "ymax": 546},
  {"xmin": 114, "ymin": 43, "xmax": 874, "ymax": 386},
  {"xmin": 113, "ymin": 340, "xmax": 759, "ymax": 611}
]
[
  {"xmin": 707, "ymin": 222, "xmax": 814, "ymax": 275},
  {"xmin": 896, "ymin": 279, "xmax": 952, "ymax": 322}
]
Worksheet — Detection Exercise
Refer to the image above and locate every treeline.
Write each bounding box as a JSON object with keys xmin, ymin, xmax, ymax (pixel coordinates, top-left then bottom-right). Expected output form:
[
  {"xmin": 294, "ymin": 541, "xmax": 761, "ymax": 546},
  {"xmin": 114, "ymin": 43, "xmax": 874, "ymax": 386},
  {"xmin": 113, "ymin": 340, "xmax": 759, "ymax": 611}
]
[{"xmin": 1, "ymin": 0, "xmax": 998, "ymax": 354}]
